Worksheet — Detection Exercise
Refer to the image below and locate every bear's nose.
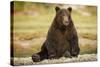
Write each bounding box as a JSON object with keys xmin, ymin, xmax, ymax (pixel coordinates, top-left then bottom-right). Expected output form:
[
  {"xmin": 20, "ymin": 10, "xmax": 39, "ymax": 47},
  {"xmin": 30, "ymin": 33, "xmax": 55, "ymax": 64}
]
[
  {"xmin": 63, "ymin": 16, "xmax": 68, "ymax": 22},
  {"xmin": 65, "ymin": 21, "xmax": 68, "ymax": 23}
]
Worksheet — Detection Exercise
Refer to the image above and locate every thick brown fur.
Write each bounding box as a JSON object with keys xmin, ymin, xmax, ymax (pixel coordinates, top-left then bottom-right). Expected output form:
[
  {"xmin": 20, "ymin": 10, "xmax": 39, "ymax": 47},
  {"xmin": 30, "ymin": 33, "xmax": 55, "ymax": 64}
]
[{"xmin": 32, "ymin": 6, "xmax": 80, "ymax": 62}]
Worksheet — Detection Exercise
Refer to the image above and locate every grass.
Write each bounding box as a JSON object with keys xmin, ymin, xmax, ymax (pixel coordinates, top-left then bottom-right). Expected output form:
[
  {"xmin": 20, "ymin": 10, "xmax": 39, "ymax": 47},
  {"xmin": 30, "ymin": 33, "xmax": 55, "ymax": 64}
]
[{"xmin": 79, "ymin": 44, "xmax": 97, "ymax": 54}]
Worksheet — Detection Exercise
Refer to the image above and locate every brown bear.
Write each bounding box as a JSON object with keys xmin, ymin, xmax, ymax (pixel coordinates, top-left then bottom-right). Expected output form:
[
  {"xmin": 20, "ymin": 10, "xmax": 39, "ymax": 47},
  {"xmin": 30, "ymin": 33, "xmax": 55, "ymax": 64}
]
[{"xmin": 32, "ymin": 6, "xmax": 80, "ymax": 62}]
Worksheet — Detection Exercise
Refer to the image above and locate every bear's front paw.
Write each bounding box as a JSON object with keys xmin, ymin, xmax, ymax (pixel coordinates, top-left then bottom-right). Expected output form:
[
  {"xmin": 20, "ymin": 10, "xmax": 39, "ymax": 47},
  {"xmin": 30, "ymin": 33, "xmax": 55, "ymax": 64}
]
[
  {"xmin": 71, "ymin": 47, "xmax": 80, "ymax": 57},
  {"xmin": 49, "ymin": 54, "xmax": 56, "ymax": 59},
  {"xmin": 63, "ymin": 51, "xmax": 72, "ymax": 58}
]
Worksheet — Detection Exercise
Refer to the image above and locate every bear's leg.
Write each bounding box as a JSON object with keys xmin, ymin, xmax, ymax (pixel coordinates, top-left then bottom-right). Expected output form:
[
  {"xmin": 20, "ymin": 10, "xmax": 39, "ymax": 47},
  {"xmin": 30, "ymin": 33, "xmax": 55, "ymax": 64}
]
[
  {"xmin": 32, "ymin": 50, "xmax": 48, "ymax": 62},
  {"xmin": 71, "ymin": 47, "xmax": 80, "ymax": 57},
  {"xmin": 46, "ymin": 45, "xmax": 57, "ymax": 59},
  {"xmin": 32, "ymin": 42, "xmax": 48, "ymax": 62},
  {"xmin": 32, "ymin": 51, "xmax": 48, "ymax": 62},
  {"xmin": 70, "ymin": 35, "xmax": 80, "ymax": 57},
  {"xmin": 32, "ymin": 53, "xmax": 40, "ymax": 62}
]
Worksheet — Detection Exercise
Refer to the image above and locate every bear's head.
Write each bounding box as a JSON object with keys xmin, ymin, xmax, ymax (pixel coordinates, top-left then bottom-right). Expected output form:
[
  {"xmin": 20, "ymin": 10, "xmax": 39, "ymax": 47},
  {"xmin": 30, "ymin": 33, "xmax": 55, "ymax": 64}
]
[{"xmin": 55, "ymin": 6, "xmax": 73, "ymax": 28}]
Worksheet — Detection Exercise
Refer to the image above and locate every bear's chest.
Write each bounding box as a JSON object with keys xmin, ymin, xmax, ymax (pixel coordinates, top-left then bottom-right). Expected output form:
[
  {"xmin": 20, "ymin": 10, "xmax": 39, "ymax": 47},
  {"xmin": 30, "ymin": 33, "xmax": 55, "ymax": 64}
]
[
  {"xmin": 53, "ymin": 30, "xmax": 71, "ymax": 45},
  {"xmin": 57, "ymin": 30, "xmax": 72, "ymax": 40}
]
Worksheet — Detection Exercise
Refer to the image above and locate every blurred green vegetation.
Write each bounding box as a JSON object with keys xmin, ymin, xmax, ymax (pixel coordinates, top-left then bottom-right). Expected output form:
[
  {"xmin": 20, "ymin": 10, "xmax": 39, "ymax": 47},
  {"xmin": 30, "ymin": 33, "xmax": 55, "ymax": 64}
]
[{"xmin": 11, "ymin": 1, "xmax": 97, "ymax": 57}]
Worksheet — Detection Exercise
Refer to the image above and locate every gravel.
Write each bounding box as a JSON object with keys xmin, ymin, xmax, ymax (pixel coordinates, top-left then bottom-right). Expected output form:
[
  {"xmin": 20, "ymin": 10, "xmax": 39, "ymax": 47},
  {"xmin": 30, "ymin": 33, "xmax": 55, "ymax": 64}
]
[{"xmin": 13, "ymin": 54, "xmax": 97, "ymax": 66}]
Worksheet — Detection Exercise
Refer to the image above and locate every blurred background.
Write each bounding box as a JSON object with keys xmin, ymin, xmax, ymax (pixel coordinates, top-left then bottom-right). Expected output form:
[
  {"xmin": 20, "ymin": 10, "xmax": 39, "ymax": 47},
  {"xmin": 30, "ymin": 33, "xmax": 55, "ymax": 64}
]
[{"xmin": 11, "ymin": 1, "xmax": 97, "ymax": 57}]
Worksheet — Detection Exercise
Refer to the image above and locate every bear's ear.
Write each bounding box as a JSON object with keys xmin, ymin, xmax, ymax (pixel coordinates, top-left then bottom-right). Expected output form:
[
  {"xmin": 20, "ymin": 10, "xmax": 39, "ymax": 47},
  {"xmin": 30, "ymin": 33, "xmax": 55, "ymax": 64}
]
[
  {"xmin": 55, "ymin": 6, "xmax": 60, "ymax": 12},
  {"xmin": 67, "ymin": 7, "xmax": 72, "ymax": 13}
]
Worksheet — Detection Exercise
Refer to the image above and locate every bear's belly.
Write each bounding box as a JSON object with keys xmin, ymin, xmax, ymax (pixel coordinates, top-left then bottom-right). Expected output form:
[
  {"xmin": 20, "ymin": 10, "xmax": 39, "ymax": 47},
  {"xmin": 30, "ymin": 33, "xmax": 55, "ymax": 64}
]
[{"xmin": 55, "ymin": 40, "xmax": 70, "ymax": 57}]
